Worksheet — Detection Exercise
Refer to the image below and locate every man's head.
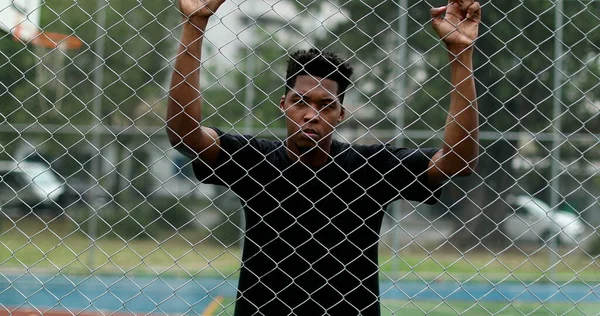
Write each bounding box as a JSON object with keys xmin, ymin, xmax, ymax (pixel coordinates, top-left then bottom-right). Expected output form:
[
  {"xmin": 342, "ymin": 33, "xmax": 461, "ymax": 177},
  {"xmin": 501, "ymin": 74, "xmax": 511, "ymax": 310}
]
[{"xmin": 280, "ymin": 48, "xmax": 354, "ymax": 155}]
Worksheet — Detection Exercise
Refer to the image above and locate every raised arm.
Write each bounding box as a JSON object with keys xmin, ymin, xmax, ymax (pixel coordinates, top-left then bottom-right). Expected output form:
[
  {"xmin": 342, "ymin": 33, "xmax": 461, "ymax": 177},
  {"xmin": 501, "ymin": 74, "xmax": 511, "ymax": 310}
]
[
  {"xmin": 167, "ymin": 0, "xmax": 225, "ymax": 166},
  {"xmin": 427, "ymin": 0, "xmax": 481, "ymax": 185}
]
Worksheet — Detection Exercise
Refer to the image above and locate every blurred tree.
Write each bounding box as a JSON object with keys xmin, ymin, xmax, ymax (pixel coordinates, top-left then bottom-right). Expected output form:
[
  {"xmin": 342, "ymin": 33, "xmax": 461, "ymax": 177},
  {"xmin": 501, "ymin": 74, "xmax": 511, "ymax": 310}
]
[
  {"xmin": 290, "ymin": 0, "xmax": 600, "ymax": 248},
  {"xmin": 2, "ymin": 0, "xmax": 599, "ymax": 242},
  {"xmin": 1, "ymin": 1, "xmax": 182, "ymax": 178}
]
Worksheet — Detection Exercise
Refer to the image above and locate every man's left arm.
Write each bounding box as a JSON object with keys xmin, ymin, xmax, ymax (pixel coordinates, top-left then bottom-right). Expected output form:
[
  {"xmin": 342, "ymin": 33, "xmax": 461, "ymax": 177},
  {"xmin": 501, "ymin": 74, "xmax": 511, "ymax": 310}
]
[{"xmin": 427, "ymin": 0, "xmax": 482, "ymax": 186}]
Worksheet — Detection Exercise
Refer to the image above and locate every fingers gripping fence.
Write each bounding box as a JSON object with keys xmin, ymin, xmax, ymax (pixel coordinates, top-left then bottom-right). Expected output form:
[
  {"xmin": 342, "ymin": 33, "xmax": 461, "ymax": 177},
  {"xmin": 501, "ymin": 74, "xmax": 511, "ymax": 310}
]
[{"xmin": 1, "ymin": 0, "xmax": 600, "ymax": 315}]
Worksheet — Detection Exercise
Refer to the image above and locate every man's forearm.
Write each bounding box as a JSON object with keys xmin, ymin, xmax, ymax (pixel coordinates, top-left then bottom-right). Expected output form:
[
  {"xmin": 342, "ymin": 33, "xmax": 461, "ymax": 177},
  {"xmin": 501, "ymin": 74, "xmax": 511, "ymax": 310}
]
[
  {"xmin": 166, "ymin": 17, "xmax": 209, "ymax": 147},
  {"xmin": 441, "ymin": 48, "xmax": 479, "ymax": 175}
]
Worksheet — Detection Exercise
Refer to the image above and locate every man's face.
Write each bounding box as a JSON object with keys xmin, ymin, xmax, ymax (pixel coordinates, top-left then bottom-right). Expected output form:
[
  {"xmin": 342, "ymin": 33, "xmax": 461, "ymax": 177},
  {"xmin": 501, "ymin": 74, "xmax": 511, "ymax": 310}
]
[{"xmin": 280, "ymin": 75, "xmax": 345, "ymax": 153}]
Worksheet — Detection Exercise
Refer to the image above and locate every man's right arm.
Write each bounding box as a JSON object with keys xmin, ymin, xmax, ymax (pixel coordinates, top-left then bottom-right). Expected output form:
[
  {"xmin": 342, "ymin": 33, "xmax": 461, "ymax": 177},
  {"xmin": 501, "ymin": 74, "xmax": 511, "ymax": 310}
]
[{"xmin": 167, "ymin": 0, "xmax": 225, "ymax": 166}]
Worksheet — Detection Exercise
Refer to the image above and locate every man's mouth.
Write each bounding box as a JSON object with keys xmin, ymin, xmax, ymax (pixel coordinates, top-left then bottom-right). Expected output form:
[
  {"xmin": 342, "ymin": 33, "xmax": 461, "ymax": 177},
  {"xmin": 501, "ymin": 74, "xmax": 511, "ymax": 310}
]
[{"xmin": 302, "ymin": 129, "xmax": 319, "ymax": 139}]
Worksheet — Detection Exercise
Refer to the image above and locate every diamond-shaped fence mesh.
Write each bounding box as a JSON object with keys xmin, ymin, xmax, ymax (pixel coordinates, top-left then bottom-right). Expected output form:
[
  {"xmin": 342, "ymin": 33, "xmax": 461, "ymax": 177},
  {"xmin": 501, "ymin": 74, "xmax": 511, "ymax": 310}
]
[{"xmin": 1, "ymin": 0, "xmax": 600, "ymax": 315}]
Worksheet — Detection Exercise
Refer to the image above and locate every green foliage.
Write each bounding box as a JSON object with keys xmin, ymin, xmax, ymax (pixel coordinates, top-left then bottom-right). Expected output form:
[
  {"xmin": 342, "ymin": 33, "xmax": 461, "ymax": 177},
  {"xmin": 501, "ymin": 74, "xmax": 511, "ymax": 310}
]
[
  {"xmin": 0, "ymin": 1, "xmax": 181, "ymax": 166},
  {"xmin": 2, "ymin": 0, "xmax": 600, "ymax": 245},
  {"xmin": 201, "ymin": 39, "xmax": 289, "ymax": 131},
  {"xmin": 77, "ymin": 197, "xmax": 202, "ymax": 241},
  {"xmin": 587, "ymin": 233, "xmax": 600, "ymax": 257},
  {"xmin": 297, "ymin": 0, "xmax": 600, "ymax": 135},
  {"xmin": 290, "ymin": 0, "xmax": 600, "ymax": 246},
  {"xmin": 209, "ymin": 212, "xmax": 244, "ymax": 247}
]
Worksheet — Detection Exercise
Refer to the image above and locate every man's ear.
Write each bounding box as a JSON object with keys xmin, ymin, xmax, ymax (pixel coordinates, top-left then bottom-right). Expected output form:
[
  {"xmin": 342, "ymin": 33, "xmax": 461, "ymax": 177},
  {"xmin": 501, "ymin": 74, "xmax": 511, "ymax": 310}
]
[
  {"xmin": 279, "ymin": 94, "xmax": 286, "ymax": 112},
  {"xmin": 338, "ymin": 105, "xmax": 346, "ymax": 123}
]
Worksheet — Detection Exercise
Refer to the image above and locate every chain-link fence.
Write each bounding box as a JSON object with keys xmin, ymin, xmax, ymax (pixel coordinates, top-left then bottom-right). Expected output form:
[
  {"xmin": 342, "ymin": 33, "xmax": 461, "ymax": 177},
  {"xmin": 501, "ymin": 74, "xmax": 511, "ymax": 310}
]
[{"xmin": 1, "ymin": 0, "xmax": 600, "ymax": 315}]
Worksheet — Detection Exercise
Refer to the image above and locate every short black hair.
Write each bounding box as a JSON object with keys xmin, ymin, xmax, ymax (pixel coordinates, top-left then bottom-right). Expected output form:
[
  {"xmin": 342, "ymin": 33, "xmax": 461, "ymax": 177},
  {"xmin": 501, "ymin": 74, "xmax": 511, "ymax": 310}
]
[{"xmin": 285, "ymin": 48, "xmax": 354, "ymax": 103}]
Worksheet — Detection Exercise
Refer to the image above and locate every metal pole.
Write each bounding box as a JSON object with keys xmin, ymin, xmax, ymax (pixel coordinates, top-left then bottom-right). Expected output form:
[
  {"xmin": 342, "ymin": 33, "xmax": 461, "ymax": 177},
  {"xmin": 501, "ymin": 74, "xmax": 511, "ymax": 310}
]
[
  {"xmin": 237, "ymin": 49, "xmax": 254, "ymax": 248},
  {"xmin": 391, "ymin": 0, "xmax": 408, "ymax": 274},
  {"xmin": 239, "ymin": 0, "xmax": 258, "ymax": 249},
  {"xmin": 88, "ymin": 0, "xmax": 107, "ymax": 270},
  {"xmin": 243, "ymin": 0, "xmax": 257, "ymax": 136},
  {"xmin": 243, "ymin": 50, "xmax": 256, "ymax": 136},
  {"xmin": 549, "ymin": 0, "xmax": 564, "ymax": 279}
]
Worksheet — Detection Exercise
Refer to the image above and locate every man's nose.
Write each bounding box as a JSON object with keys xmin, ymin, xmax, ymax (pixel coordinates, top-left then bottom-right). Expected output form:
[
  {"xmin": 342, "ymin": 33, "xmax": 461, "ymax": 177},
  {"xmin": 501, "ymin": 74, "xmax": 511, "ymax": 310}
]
[{"xmin": 303, "ymin": 104, "xmax": 320, "ymax": 122}]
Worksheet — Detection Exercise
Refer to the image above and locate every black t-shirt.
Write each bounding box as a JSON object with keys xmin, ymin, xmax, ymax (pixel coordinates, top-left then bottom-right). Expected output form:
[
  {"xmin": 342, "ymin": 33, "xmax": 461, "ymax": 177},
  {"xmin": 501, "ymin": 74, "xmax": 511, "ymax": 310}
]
[{"xmin": 193, "ymin": 128, "xmax": 442, "ymax": 316}]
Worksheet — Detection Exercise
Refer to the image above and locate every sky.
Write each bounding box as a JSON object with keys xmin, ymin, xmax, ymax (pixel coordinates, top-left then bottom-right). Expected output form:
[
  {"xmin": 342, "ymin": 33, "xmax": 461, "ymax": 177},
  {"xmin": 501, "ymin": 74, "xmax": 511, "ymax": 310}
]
[
  {"xmin": 201, "ymin": 0, "xmax": 348, "ymax": 73},
  {"xmin": 0, "ymin": 0, "xmax": 42, "ymax": 40}
]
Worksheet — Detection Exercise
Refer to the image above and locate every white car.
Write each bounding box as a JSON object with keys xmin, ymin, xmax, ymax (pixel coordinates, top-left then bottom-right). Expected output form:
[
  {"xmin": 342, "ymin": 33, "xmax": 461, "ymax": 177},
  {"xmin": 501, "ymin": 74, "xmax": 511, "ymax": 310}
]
[
  {"xmin": 0, "ymin": 160, "xmax": 66, "ymax": 215},
  {"xmin": 503, "ymin": 195, "xmax": 586, "ymax": 246}
]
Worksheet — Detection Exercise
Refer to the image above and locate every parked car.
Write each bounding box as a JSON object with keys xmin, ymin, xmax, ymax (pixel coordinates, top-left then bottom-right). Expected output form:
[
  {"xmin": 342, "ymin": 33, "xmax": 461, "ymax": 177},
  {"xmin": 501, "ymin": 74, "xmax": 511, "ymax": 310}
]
[
  {"xmin": 503, "ymin": 195, "xmax": 586, "ymax": 246},
  {"xmin": 0, "ymin": 160, "xmax": 66, "ymax": 216}
]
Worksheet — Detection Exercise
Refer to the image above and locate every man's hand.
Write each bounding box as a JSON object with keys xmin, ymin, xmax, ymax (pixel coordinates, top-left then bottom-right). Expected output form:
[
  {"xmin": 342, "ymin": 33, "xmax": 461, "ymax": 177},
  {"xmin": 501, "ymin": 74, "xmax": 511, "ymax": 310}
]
[
  {"xmin": 179, "ymin": 0, "xmax": 226, "ymax": 19},
  {"xmin": 431, "ymin": 0, "xmax": 481, "ymax": 52}
]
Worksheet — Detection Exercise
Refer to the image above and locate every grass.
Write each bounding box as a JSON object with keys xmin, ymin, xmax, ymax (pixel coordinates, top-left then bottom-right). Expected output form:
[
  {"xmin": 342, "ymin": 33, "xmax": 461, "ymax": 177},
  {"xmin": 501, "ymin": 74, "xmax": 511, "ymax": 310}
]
[
  {"xmin": 1, "ymin": 216, "xmax": 599, "ymax": 315},
  {"xmin": 378, "ymin": 244, "xmax": 600, "ymax": 283},
  {"xmin": 1, "ymin": 215, "xmax": 599, "ymax": 284},
  {"xmin": 378, "ymin": 300, "xmax": 599, "ymax": 316},
  {"xmin": 0, "ymin": 214, "xmax": 242, "ymax": 277}
]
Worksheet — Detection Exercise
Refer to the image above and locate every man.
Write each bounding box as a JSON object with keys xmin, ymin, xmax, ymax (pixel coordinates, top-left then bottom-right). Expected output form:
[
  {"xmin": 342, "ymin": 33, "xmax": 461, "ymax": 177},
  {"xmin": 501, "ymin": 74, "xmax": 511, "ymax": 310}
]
[{"xmin": 167, "ymin": 0, "xmax": 480, "ymax": 314}]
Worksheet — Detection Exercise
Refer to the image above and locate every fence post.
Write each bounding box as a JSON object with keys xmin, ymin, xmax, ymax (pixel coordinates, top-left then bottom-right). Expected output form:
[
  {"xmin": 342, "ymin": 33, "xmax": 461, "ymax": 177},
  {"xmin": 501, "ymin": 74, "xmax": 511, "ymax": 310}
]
[
  {"xmin": 88, "ymin": 0, "xmax": 108, "ymax": 270},
  {"xmin": 549, "ymin": 0, "xmax": 565, "ymax": 280},
  {"xmin": 391, "ymin": 0, "xmax": 409, "ymax": 274}
]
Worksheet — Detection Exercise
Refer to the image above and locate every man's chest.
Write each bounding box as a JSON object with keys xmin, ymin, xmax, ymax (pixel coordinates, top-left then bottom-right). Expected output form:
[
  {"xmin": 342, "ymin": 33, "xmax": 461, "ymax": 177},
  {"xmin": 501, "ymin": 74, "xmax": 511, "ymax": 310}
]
[
  {"xmin": 233, "ymin": 158, "xmax": 382, "ymax": 230},
  {"xmin": 235, "ymin": 157, "xmax": 384, "ymax": 261},
  {"xmin": 243, "ymin": 158, "xmax": 361, "ymax": 200}
]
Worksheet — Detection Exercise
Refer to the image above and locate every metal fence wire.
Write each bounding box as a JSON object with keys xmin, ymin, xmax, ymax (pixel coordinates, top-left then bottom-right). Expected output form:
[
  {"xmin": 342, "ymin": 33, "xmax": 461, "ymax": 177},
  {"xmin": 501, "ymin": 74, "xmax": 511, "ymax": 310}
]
[{"xmin": 1, "ymin": 0, "xmax": 600, "ymax": 315}]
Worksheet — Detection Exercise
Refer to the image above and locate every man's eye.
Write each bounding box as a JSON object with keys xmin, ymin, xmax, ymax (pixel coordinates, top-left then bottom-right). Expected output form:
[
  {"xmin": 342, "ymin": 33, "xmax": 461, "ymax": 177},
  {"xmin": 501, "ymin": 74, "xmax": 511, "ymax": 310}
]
[{"xmin": 293, "ymin": 99, "xmax": 308, "ymax": 106}]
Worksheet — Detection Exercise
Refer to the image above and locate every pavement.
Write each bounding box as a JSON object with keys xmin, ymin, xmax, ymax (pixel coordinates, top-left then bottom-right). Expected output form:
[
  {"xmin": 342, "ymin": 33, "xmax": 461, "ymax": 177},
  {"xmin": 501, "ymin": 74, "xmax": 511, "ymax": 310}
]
[{"xmin": 1, "ymin": 273, "xmax": 598, "ymax": 315}]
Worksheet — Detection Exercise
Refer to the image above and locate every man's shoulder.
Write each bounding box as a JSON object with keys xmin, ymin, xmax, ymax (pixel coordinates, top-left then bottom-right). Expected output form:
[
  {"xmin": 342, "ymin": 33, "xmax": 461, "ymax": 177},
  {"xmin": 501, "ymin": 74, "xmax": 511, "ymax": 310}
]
[
  {"xmin": 250, "ymin": 136, "xmax": 283, "ymax": 156},
  {"xmin": 210, "ymin": 127, "xmax": 282, "ymax": 152}
]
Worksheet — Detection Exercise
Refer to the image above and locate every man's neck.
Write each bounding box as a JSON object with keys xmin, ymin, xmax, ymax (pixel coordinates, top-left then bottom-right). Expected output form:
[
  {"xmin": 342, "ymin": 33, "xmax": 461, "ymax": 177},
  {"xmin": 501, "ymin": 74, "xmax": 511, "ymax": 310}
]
[{"xmin": 286, "ymin": 139, "xmax": 333, "ymax": 168}]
